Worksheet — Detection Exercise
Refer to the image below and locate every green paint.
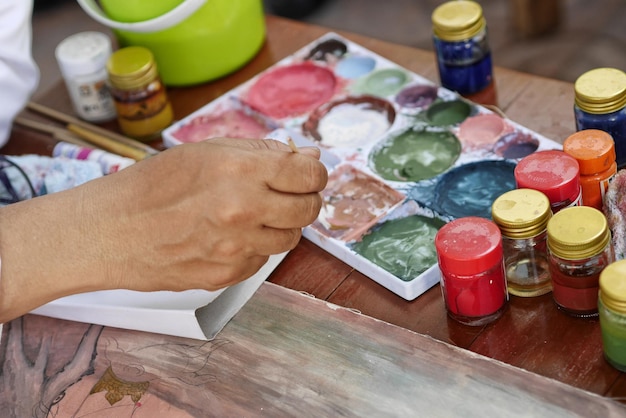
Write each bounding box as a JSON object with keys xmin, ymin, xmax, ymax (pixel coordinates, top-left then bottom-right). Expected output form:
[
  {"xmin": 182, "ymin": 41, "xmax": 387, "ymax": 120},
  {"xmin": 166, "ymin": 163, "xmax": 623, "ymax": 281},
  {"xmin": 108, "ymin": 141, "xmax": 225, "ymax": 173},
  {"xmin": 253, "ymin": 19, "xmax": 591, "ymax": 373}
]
[
  {"xmin": 426, "ymin": 100, "xmax": 472, "ymax": 126},
  {"xmin": 369, "ymin": 127, "xmax": 461, "ymax": 182},
  {"xmin": 352, "ymin": 68, "xmax": 409, "ymax": 97},
  {"xmin": 600, "ymin": 300, "xmax": 626, "ymax": 371},
  {"xmin": 351, "ymin": 215, "xmax": 445, "ymax": 281}
]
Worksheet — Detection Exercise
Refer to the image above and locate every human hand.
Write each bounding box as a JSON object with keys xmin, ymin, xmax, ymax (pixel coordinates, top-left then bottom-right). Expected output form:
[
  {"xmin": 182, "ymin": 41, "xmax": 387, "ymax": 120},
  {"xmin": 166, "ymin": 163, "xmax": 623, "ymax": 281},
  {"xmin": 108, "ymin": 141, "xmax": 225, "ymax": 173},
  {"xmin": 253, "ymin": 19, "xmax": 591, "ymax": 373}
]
[
  {"xmin": 93, "ymin": 137, "xmax": 328, "ymax": 292},
  {"xmin": 0, "ymin": 138, "xmax": 327, "ymax": 321}
]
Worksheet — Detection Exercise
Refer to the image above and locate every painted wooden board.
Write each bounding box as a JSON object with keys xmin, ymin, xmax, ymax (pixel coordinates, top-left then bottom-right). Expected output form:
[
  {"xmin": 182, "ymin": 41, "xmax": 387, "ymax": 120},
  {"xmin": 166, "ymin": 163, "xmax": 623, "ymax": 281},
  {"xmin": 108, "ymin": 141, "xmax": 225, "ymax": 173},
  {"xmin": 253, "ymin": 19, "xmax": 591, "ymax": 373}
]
[{"xmin": 2, "ymin": 282, "xmax": 624, "ymax": 417}]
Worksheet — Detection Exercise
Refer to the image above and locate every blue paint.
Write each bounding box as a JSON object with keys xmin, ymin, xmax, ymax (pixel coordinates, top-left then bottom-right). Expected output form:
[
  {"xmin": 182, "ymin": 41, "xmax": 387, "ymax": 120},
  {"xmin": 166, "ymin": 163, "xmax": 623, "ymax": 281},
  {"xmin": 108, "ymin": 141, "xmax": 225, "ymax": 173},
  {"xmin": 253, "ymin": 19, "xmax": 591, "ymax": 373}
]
[
  {"xmin": 335, "ymin": 56, "xmax": 377, "ymax": 79},
  {"xmin": 575, "ymin": 106, "xmax": 626, "ymax": 168},
  {"xmin": 433, "ymin": 37, "xmax": 493, "ymax": 96}
]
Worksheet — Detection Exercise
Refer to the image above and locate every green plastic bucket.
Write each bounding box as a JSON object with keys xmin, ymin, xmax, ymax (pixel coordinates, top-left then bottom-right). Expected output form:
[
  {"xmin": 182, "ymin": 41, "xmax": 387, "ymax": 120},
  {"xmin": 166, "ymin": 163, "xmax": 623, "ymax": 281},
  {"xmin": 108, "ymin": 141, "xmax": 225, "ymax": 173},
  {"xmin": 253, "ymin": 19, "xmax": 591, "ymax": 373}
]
[{"xmin": 77, "ymin": 0, "xmax": 266, "ymax": 86}]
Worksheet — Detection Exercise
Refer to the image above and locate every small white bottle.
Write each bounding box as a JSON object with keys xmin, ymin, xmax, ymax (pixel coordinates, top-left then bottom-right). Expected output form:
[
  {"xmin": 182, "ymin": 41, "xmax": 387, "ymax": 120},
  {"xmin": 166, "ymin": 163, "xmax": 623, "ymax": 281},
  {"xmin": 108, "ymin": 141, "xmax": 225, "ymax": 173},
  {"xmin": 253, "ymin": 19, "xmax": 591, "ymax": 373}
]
[{"xmin": 55, "ymin": 31, "xmax": 117, "ymax": 122}]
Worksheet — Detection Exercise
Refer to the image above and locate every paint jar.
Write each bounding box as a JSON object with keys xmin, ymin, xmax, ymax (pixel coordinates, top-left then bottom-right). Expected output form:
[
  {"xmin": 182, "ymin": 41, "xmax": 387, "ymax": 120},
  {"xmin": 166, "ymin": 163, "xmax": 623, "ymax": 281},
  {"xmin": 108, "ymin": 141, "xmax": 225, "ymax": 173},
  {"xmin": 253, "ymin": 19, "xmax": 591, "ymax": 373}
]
[
  {"xmin": 435, "ymin": 217, "xmax": 508, "ymax": 326},
  {"xmin": 547, "ymin": 206, "xmax": 614, "ymax": 317},
  {"xmin": 563, "ymin": 129, "xmax": 617, "ymax": 211},
  {"xmin": 514, "ymin": 150, "xmax": 582, "ymax": 213},
  {"xmin": 492, "ymin": 189, "xmax": 552, "ymax": 297},
  {"xmin": 574, "ymin": 68, "xmax": 626, "ymax": 168},
  {"xmin": 55, "ymin": 31, "xmax": 116, "ymax": 122},
  {"xmin": 106, "ymin": 46, "xmax": 174, "ymax": 141},
  {"xmin": 598, "ymin": 259, "xmax": 626, "ymax": 371},
  {"xmin": 431, "ymin": 0, "xmax": 497, "ymax": 107}
]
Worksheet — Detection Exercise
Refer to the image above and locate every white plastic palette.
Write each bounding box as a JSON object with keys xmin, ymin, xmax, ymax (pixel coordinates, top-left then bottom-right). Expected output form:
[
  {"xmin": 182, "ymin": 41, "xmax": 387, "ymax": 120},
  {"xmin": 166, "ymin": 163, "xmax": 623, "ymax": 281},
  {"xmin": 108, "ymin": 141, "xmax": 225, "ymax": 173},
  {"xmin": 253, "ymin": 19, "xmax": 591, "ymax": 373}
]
[{"xmin": 162, "ymin": 33, "xmax": 563, "ymax": 300}]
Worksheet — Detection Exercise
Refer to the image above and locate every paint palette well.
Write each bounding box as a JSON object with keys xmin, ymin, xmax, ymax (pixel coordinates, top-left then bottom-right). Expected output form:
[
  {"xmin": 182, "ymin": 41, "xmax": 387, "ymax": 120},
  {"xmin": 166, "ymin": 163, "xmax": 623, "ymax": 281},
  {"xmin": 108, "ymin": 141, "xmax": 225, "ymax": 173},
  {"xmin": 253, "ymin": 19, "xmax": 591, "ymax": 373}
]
[{"xmin": 162, "ymin": 33, "xmax": 563, "ymax": 300}]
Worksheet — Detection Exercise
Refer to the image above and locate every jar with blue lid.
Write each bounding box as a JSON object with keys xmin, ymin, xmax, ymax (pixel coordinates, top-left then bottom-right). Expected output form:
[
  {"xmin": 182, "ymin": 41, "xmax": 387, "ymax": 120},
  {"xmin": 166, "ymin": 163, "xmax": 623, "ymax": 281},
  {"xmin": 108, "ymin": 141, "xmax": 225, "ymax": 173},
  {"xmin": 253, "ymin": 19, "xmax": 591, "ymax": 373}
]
[
  {"xmin": 574, "ymin": 68, "xmax": 626, "ymax": 168},
  {"xmin": 431, "ymin": 0, "xmax": 497, "ymax": 107}
]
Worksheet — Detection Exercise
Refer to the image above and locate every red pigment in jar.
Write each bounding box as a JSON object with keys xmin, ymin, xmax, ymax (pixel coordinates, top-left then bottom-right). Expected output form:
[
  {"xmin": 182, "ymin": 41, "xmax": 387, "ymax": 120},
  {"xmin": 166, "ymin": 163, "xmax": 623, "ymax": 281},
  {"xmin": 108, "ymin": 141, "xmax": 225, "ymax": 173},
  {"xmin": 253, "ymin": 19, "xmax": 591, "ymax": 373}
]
[
  {"xmin": 435, "ymin": 216, "xmax": 508, "ymax": 326},
  {"xmin": 514, "ymin": 150, "xmax": 582, "ymax": 213},
  {"xmin": 547, "ymin": 206, "xmax": 614, "ymax": 317}
]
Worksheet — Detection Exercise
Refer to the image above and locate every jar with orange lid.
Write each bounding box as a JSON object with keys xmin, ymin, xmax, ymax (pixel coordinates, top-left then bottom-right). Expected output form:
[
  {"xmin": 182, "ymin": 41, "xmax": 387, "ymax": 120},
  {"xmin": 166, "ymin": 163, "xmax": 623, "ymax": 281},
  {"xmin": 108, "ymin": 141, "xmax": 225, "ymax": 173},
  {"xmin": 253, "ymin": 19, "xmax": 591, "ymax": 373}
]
[
  {"xmin": 563, "ymin": 129, "xmax": 617, "ymax": 211},
  {"xmin": 574, "ymin": 68, "xmax": 626, "ymax": 168},
  {"xmin": 599, "ymin": 259, "xmax": 626, "ymax": 371},
  {"xmin": 106, "ymin": 46, "xmax": 174, "ymax": 141}
]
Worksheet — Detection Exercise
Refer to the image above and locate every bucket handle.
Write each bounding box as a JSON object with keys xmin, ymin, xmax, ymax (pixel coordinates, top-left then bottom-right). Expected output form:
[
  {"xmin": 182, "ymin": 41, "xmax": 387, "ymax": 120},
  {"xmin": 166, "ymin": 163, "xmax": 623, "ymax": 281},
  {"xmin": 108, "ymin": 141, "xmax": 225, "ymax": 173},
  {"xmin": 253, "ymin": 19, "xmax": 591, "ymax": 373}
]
[{"xmin": 76, "ymin": 0, "xmax": 208, "ymax": 33}]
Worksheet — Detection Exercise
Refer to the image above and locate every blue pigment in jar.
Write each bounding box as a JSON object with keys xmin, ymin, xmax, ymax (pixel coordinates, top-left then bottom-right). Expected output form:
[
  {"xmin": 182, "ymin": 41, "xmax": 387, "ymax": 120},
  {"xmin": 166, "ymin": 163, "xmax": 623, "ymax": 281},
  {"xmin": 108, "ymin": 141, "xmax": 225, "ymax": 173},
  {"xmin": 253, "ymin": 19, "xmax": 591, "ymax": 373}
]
[
  {"xmin": 431, "ymin": 0, "xmax": 497, "ymax": 107},
  {"xmin": 574, "ymin": 68, "xmax": 626, "ymax": 168}
]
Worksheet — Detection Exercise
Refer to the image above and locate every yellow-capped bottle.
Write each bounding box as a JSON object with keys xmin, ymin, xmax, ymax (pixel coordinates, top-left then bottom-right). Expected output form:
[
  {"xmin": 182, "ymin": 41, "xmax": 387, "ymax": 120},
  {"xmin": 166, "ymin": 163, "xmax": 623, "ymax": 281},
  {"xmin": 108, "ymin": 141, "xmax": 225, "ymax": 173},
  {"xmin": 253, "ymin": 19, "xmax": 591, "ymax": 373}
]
[
  {"xmin": 431, "ymin": 0, "xmax": 497, "ymax": 106},
  {"xmin": 574, "ymin": 68, "xmax": 626, "ymax": 168},
  {"xmin": 492, "ymin": 189, "xmax": 552, "ymax": 297},
  {"xmin": 106, "ymin": 46, "xmax": 174, "ymax": 141},
  {"xmin": 547, "ymin": 206, "xmax": 614, "ymax": 317},
  {"xmin": 599, "ymin": 260, "xmax": 626, "ymax": 371}
]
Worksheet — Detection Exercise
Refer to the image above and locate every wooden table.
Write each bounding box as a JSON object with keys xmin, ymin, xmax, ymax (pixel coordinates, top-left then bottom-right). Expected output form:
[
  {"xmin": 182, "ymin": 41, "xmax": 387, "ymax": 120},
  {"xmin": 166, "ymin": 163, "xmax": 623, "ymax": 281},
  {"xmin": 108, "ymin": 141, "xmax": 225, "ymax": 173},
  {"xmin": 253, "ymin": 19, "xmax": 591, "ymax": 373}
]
[{"xmin": 2, "ymin": 15, "xmax": 626, "ymax": 416}]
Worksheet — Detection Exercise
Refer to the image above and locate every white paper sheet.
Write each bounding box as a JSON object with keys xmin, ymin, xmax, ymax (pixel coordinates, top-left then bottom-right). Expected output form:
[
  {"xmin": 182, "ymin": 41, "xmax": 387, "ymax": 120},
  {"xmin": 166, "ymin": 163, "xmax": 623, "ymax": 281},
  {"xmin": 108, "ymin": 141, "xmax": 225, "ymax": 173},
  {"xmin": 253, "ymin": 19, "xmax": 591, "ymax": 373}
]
[{"xmin": 31, "ymin": 252, "xmax": 288, "ymax": 340}]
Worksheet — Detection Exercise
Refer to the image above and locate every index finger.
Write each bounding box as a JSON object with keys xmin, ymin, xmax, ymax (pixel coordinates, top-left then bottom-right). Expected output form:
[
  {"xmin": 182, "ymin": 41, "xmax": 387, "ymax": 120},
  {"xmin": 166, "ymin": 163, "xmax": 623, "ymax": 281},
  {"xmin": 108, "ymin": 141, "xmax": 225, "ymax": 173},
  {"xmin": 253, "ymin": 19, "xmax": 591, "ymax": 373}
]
[{"xmin": 266, "ymin": 151, "xmax": 328, "ymax": 194}]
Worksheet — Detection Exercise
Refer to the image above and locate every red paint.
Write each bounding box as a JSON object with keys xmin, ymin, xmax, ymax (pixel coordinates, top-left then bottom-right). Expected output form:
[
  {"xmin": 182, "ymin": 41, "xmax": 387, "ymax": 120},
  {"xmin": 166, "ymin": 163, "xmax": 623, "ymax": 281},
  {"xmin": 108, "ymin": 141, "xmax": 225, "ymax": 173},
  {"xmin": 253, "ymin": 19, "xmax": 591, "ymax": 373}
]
[
  {"xmin": 514, "ymin": 150, "xmax": 582, "ymax": 212},
  {"xmin": 435, "ymin": 217, "xmax": 507, "ymax": 320},
  {"xmin": 172, "ymin": 109, "xmax": 273, "ymax": 143},
  {"xmin": 244, "ymin": 63, "xmax": 338, "ymax": 119},
  {"xmin": 550, "ymin": 266, "xmax": 600, "ymax": 313}
]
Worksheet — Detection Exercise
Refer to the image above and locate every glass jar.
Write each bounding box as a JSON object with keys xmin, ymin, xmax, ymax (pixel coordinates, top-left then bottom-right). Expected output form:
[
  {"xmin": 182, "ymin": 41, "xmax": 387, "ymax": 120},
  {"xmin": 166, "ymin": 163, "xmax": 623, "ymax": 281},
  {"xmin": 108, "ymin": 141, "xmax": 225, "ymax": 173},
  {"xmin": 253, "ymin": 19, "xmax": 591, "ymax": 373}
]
[
  {"xmin": 514, "ymin": 150, "xmax": 582, "ymax": 213},
  {"xmin": 574, "ymin": 68, "xmax": 626, "ymax": 169},
  {"xmin": 599, "ymin": 260, "xmax": 626, "ymax": 372},
  {"xmin": 106, "ymin": 46, "xmax": 174, "ymax": 141},
  {"xmin": 55, "ymin": 31, "xmax": 116, "ymax": 123},
  {"xmin": 431, "ymin": 0, "xmax": 497, "ymax": 107},
  {"xmin": 492, "ymin": 188, "xmax": 552, "ymax": 297},
  {"xmin": 434, "ymin": 216, "xmax": 508, "ymax": 326},
  {"xmin": 547, "ymin": 206, "xmax": 614, "ymax": 317},
  {"xmin": 563, "ymin": 129, "xmax": 617, "ymax": 211}
]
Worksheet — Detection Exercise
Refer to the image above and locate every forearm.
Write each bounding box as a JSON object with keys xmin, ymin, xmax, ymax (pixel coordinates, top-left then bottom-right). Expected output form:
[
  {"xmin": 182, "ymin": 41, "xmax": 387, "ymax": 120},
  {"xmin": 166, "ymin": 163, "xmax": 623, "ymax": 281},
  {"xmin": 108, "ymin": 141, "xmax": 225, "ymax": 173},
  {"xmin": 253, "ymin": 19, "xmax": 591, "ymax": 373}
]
[{"xmin": 0, "ymin": 184, "xmax": 112, "ymax": 323}]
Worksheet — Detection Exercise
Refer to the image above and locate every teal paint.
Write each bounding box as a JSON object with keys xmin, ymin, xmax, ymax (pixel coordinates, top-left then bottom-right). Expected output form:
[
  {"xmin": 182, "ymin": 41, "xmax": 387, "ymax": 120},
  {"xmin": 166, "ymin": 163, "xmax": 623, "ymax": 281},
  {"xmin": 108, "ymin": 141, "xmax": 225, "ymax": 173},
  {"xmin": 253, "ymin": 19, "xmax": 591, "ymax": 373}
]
[{"xmin": 432, "ymin": 160, "xmax": 517, "ymax": 219}]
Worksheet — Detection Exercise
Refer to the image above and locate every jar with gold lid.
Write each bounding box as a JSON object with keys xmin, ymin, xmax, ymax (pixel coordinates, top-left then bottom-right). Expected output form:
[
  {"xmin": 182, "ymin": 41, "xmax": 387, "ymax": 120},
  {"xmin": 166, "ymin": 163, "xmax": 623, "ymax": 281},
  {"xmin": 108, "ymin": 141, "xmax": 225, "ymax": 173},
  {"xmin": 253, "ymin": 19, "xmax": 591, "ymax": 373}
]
[
  {"xmin": 431, "ymin": 0, "xmax": 497, "ymax": 106},
  {"xmin": 492, "ymin": 188, "xmax": 552, "ymax": 297},
  {"xmin": 106, "ymin": 46, "xmax": 174, "ymax": 141},
  {"xmin": 599, "ymin": 259, "xmax": 626, "ymax": 371},
  {"xmin": 547, "ymin": 206, "xmax": 614, "ymax": 317},
  {"xmin": 574, "ymin": 68, "xmax": 626, "ymax": 168}
]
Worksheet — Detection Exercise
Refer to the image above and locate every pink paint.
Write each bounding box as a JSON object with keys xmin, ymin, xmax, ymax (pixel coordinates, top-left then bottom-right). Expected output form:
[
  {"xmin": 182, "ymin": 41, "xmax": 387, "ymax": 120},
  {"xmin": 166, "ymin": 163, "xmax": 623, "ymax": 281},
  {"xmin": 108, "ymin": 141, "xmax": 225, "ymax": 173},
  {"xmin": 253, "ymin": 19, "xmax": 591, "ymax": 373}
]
[
  {"xmin": 244, "ymin": 63, "xmax": 338, "ymax": 119},
  {"xmin": 457, "ymin": 113, "xmax": 513, "ymax": 151},
  {"xmin": 172, "ymin": 109, "xmax": 274, "ymax": 143}
]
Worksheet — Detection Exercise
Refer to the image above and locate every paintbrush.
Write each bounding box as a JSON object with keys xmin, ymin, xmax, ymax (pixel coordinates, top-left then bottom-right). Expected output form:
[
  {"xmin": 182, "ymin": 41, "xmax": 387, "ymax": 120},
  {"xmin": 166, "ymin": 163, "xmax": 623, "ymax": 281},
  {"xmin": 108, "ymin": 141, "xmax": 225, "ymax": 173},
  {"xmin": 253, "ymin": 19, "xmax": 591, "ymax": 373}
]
[
  {"xmin": 14, "ymin": 116, "xmax": 95, "ymax": 148},
  {"xmin": 287, "ymin": 136, "xmax": 300, "ymax": 154},
  {"xmin": 26, "ymin": 101, "xmax": 159, "ymax": 159}
]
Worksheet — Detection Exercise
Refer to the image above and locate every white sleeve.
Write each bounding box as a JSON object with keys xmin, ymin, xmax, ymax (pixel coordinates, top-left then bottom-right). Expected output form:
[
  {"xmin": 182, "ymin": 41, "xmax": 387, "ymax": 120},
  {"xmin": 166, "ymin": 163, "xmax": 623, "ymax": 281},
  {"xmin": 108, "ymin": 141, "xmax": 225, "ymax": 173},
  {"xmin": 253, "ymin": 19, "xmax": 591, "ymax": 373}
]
[{"xmin": 0, "ymin": 0, "xmax": 40, "ymax": 148}]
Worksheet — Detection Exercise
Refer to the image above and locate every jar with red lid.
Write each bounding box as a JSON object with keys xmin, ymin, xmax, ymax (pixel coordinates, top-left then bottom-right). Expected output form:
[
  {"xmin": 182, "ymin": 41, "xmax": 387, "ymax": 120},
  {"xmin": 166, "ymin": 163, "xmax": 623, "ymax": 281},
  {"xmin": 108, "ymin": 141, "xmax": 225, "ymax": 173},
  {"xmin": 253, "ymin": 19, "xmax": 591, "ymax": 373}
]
[
  {"xmin": 434, "ymin": 217, "xmax": 508, "ymax": 326},
  {"xmin": 514, "ymin": 150, "xmax": 582, "ymax": 213},
  {"xmin": 563, "ymin": 129, "xmax": 617, "ymax": 211}
]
